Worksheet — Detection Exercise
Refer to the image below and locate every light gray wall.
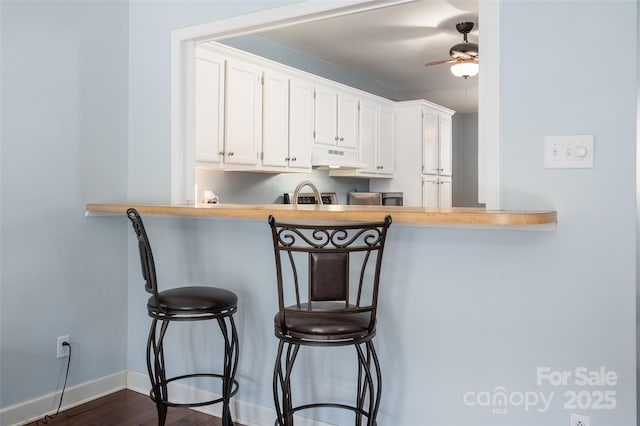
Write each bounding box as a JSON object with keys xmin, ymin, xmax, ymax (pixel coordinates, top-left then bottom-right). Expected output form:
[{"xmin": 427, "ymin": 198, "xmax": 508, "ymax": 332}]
[
  {"xmin": 220, "ymin": 35, "xmax": 402, "ymax": 101},
  {"xmin": 498, "ymin": 2, "xmax": 636, "ymax": 425},
  {"xmin": 452, "ymin": 112, "xmax": 483, "ymax": 207},
  {"xmin": 0, "ymin": 0, "xmax": 129, "ymax": 408}
]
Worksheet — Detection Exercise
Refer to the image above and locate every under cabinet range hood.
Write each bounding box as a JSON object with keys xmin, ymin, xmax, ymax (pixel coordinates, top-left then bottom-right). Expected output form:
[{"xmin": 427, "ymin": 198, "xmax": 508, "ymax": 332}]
[{"xmin": 311, "ymin": 145, "xmax": 366, "ymax": 170}]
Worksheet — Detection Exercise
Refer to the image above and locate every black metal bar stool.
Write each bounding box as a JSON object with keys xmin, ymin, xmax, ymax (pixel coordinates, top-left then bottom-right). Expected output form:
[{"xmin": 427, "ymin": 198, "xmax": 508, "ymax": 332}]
[
  {"xmin": 127, "ymin": 208, "xmax": 239, "ymax": 426},
  {"xmin": 267, "ymin": 215, "xmax": 392, "ymax": 426}
]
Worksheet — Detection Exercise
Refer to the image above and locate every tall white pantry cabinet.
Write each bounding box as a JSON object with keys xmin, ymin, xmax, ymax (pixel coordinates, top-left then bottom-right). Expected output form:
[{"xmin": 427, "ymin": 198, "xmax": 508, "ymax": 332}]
[{"xmin": 389, "ymin": 101, "xmax": 455, "ymax": 207}]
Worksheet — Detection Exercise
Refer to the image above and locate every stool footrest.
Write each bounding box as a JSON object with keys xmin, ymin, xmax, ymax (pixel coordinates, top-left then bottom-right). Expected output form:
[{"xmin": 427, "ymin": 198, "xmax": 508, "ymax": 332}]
[{"xmin": 150, "ymin": 373, "xmax": 239, "ymax": 408}]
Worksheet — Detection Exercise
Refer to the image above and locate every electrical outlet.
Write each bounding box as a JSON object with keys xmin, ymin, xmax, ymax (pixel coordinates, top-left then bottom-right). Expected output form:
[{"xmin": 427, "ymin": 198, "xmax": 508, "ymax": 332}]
[
  {"xmin": 570, "ymin": 413, "xmax": 590, "ymax": 426},
  {"xmin": 56, "ymin": 335, "xmax": 70, "ymax": 358}
]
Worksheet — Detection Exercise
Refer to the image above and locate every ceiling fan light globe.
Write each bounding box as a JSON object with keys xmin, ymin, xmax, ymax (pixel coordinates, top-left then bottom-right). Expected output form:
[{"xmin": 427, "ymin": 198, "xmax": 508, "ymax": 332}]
[{"xmin": 451, "ymin": 61, "xmax": 479, "ymax": 79}]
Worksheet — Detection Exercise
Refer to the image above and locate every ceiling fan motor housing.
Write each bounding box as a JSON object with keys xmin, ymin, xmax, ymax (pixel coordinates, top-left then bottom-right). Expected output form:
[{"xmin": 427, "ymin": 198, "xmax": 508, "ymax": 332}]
[
  {"xmin": 450, "ymin": 21, "xmax": 478, "ymax": 60},
  {"xmin": 450, "ymin": 42, "xmax": 478, "ymax": 60}
]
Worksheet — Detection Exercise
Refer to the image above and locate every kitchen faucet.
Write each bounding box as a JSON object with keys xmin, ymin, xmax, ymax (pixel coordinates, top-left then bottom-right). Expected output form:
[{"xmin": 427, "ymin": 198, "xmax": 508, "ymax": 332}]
[{"xmin": 292, "ymin": 180, "xmax": 323, "ymax": 207}]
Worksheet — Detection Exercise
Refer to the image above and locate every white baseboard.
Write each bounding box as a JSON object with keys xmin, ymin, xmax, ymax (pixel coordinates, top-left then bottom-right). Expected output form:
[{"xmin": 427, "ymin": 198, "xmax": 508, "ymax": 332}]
[
  {"xmin": 126, "ymin": 369, "xmax": 334, "ymax": 426},
  {"xmin": 0, "ymin": 369, "xmax": 333, "ymax": 426},
  {"xmin": 0, "ymin": 370, "xmax": 126, "ymax": 426}
]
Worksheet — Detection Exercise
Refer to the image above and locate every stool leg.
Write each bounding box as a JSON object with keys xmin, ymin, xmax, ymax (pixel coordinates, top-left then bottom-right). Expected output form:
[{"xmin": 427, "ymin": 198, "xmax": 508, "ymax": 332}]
[
  {"xmin": 273, "ymin": 341, "xmax": 299, "ymax": 426},
  {"xmin": 367, "ymin": 341, "xmax": 382, "ymax": 426},
  {"xmin": 147, "ymin": 319, "xmax": 170, "ymax": 426},
  {"xmin": 273, "ymin": 340, "xmax": 285, "ymax": 426},
  {"xmin": 355, "ymin": 341, "xmax": 382, "ymax": 426},
  {"xmin": 217, "ymin": 315, "xmax": 239, "ymax": 426}
]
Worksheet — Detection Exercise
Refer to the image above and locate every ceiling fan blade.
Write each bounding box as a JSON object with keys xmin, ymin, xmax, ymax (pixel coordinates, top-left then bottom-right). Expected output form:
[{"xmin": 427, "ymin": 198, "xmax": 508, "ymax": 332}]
[{"xmin": 424, "ymin": 59, "xmax": 455, "ymax": 67}]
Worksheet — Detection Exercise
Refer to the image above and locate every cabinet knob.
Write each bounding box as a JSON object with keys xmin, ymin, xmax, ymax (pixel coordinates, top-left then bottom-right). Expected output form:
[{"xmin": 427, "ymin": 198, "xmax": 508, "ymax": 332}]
[
  {"xmin": 228, "ymin": 152, "xmax": 234, "ymax": 156},
  {"xmin": 291, "ymin": 157, "xmax": 296, "ymax": 161},
  {"xmin": 339, "ymin": 137, "xmax": 344, "ymax": 142},
  {"xmin": 285, "ymin": 157, "xmax": 290, "ymax": 161},
  {"xmin": 335, "ymin": 136, "xmax": 339, "ymax": 141},
  {"xmin": 218, "ymin": 151, "xmax": 224, "ymax": 156}
]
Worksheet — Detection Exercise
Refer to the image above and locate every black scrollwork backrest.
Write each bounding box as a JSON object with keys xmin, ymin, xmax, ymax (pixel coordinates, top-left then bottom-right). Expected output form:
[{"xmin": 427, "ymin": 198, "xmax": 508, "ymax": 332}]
[
  {"xmin": 126, "ymin": 209, "xmax": 159, "ymax": 303},
  {"xmin": 268, "ymin": 215, "xmax": 392, "ymax": 325}
]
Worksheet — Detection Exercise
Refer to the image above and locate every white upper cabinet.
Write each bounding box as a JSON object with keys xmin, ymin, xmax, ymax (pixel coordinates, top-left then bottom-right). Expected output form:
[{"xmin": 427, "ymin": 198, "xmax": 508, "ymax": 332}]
[
  {"xmin": 422, "ymin": 109, "xmax": 439, "ymax": 175},
  {"xmin": 225, "ymin": 58, "xmax": 262, "ymax": 166},
  {"xmin": 337, "ymin": 91, "xmax": 359, "ymax": 149},
  {"xmin": 438, "ymin": 114, "xmax": 452, "ymax": 176},
  {"xmin": 193, "ymin": 43, "xmax": 452, "ymax": 186},
  {"xmin": 314, "ymin": 84, "xmax": 338, "ymax": 146},
  {"xmin": 195, "ymin": 50, "xmax": 225, "ymax": 165},
  {"xmin": 378, "ymin": 104, "xmax": 395, "ymax": 175},
  {"xmin": 330, "ymin": 98, "xmax": 395, "ymax": 179},
  {"xmin": 262, "ymin": 72, "xmax": 314, "ymax": 171},
  {"xmin": 288, "ymin": 77, "xmax": 314, "ymax": 170},
  {"xmin": 423, "ymin": 108, "xmax": 453, "ymax": 176},
  {"xmin": 358, "ymin": 99, "xmax": 378, "ymax": 174},
  {"xmin": 262, "ymin": 69, "xmax": 290, "ymax": 168},
  {"xmin": 314, "ymin": 84, "xmax": 359, "ymax": 149}
]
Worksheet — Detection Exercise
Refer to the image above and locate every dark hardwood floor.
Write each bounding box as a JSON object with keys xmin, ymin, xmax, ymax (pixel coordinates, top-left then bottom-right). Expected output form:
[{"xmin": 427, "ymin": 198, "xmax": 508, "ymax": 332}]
[{"xmin": 25, "ymin": 389, "xmax": 243, "ymax": 426}]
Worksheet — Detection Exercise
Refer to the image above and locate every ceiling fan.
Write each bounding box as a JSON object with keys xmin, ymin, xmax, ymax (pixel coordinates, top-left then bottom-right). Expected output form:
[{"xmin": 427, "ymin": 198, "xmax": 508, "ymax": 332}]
[{"xmin": 425, "ymin": 21, "xmax": 479, "ymax": 79}]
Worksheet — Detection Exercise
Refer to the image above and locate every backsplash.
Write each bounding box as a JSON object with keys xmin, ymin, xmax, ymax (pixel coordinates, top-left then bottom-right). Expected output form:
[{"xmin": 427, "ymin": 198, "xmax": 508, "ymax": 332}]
[{"xmin": 196, "ymin": 168, "xmax": 369, "ymax": 205}]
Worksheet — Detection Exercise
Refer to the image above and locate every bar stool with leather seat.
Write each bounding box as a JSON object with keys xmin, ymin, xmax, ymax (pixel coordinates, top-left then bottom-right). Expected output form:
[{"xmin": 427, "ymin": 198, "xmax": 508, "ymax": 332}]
[
  {"xmin": 127, "ymin": 208, "xmax": 239, "ymax": 426},
  {"xmin": 267, "ymin": 215, "xmax": 392, "ymax": 426}
]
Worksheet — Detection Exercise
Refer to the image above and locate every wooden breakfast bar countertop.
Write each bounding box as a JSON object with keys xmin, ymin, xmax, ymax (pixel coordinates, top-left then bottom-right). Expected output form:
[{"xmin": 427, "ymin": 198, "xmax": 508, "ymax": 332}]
[{"xmin": 85, "ymin": 203, "xmax": 557, "ymax": 229}]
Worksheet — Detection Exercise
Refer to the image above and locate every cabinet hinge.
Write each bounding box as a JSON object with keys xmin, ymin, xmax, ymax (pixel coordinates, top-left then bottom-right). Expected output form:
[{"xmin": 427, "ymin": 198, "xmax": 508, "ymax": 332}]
[
  {"xmin": 260, "ymin": 152, "xmax": 264, "ymax": 160},
  {"xmin": 260, "ymin": 75, "xmax": 264, "ymax": 85},
  {"xmin": 313, "ymin": 90, "xmax": 316, "ymax": 100},
  {"xmin": 313, "ymin": 130, "xmax": 316, "ymax": 139}
]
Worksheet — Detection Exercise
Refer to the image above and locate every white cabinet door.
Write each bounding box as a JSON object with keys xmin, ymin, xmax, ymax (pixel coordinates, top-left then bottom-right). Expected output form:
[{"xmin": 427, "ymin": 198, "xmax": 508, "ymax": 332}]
[
  {"xmin": 422, "ymin": 109, "xmax": 439, "ymax": 174},
  {"xmin": 262, "ymin": 70, "xmax": 289, "ymax": 168},
  {"xmin": 314, "ymin": 84, "xmax": 359, "ymax": 149},
  {"xmin": 422, "ymin": 176, "xmax": 439, "ymax": 207},
  {"xmin": 314, "ymin": 84, "xmax": 338, "ymax": 146},
  {"xmin": 225, "ymin": 59, "xmax": 261, "ymax": 166},
  {"xmin": 289, "ymin": 78, "xmax": 314, "ymax": 170},
  {"xmin": 337, "ymin": 92, "xmax": 359, "ymax": 149},
  {"xmin": 422, "ymin": 176, "xmax": 451, "ymax": 207},
  {"xmin": 378, "ymin": 105, "xmax": 394, "ymax": 175},
  {"xmin": 439, "ymin": 115, "xmax": 453, "ymax": 176},
  {"xmin": 439, "ymin": 176, "xmax": 452, "ymax": 207},
  {"xmin": 195, "ymin": 51, "xmax": 225, "ymax": 164},
  {"xmin": 358, "ymin": 99, "xmax": 378, "ymax": 173}
]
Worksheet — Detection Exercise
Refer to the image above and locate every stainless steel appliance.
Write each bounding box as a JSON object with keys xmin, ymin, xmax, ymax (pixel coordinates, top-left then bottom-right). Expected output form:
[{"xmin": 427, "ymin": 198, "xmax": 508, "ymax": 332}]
[
  {"xmin": 382, "ymin": 192, "xmax": 403, "ymax": 206},
  {"xmin": 283, "ymin": 192, "xmax": 338, "ymax": 205},
  {"xmin": 348, "ymin": 192, "xmax": 403, "ymax": 206},
  {"xmin": 348, "ymin": 192, "xmax": 382, "ymax": 205}
]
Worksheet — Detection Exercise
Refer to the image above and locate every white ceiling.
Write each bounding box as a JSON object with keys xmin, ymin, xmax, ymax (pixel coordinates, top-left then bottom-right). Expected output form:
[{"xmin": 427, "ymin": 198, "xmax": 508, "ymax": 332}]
[{"xmin": 258, "ymin": 0, "xmax": 479, "ymax": 113}]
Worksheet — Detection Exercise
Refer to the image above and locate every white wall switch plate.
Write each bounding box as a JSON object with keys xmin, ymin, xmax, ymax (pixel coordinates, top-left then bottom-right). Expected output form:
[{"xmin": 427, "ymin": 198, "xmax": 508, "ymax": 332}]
[{"xmin": 544, "ymin": 134, "xmax": 594, "ymax": 169}]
